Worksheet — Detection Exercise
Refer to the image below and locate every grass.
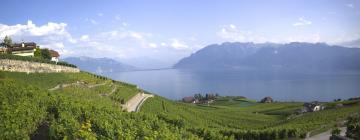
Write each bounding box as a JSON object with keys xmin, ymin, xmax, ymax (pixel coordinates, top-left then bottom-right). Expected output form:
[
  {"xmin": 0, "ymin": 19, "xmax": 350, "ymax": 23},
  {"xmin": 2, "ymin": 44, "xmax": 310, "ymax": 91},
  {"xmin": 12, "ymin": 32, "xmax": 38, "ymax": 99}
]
[
  {"xmin": 211, "ymin": 96, "xmax": 258, "ymax": 107},
  {"xmin": 0, "ymin": 71, "xmax": 138, "ymax": 102},
  {"xmin": 141, "ymin": 95, "xmax": 360, "ymax": 137},
  {"xmin": 1, "ymin": 70, "xmax": 359, "ymax": 139}
]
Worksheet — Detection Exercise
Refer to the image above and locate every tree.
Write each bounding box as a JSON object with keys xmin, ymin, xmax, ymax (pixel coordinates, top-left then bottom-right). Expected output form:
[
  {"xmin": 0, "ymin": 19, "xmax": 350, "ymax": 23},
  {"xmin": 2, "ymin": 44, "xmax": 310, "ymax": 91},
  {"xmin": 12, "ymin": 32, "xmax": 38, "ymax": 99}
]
[
  {"xmin": 330, "ymin": 127, "xmax": 341, "ymax": 140},
  {"xmin": 2, "ymin": 36, "xmax": 12, "ymax": 48},
  {"xmin": 34, "ymin": 47, "xmax": 41, "ymax": 58},
  {"xmin": 41, "ymin": 49, "xmax": 51, "ymax": 60},
  {"xmin": 346, "ymin": 114, "xmax": 360, "ymax": 139}
]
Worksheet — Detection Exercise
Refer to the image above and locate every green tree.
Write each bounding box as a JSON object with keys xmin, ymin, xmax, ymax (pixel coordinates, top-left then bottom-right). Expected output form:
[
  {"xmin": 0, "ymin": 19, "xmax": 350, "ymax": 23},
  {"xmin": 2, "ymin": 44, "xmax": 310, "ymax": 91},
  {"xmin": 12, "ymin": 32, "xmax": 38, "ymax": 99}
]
[
  {"xmin": 2, "ymin": 36, "xmax": 12, "ymax": 48},
  {"xmin": 346, "ymin": 114, "xmax": 360, "ymax": 139},
  {"xmin": 41, "ymin": 49, "xmax": 51, "ymax": 60},
  {"xmin": 34, "ymin": 47, "xmax": 42, "ymax": 58}
]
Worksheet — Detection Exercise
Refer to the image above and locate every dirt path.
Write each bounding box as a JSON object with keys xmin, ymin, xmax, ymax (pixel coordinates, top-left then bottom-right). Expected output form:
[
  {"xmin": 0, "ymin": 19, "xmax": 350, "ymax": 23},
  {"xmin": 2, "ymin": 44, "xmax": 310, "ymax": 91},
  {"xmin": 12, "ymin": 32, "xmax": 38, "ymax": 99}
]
[
  {"xmin": 48, "ymin": 81, "xmax": 108, "ymax": 91},
  {"xmin": 99, "ymin": 85, "xmax": 117, "ymax": 96},
  {"xmin": 122, "ymin": 93, "xmax": 154, "ymax": 112},
  {"xmin": 305, "ymin": 127, "xmax": 346, "ymax": 140}
]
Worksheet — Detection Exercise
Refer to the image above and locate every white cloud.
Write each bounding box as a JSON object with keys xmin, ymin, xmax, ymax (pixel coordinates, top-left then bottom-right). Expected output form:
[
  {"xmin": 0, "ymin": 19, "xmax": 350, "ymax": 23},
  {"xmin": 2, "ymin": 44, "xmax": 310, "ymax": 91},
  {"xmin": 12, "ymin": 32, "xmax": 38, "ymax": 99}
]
[
  {"xmin": 217, "ymin": 24, "xmax": 267, "ymax": 43},
  {"xmin": 122, "ymin": 22, "xmax": 129, "ymax": 27},
  {"xmin": 0, "ymin": 20, "xmax": 195, "ymax": 62},
  {"xmin": 0, "ymin": 20, "xmax": 70, "ymax": 38},
  {"xmin": 229, "ymin": 24, "xmax": 236, "ymax": 29},
  {"xmin": 148, "ymin": 43, "xmax": 158, "ymax": 48},
  {"xmin": 130, "ymin": 32, "xmax": 143, "ymax": 39},
  {"xmin": 80, "ymin": 35, "xmax": 90, "ymax": 41},
  {"xmin": 170, "ymin": 39, "xmax": 188, "ymax": 50},
  {"xmin": 115, "ymin": 15, "xmax": 121, "ymax": 21},
  {"xmin": 293, "ymin": 17, "xmax": 312, "ymax": 27},
  {"xmin": 0, "ymin": 20, "xmax": 78, "ymax": 57},
  {"xmin": 216, "ymin": 24, "xmax": 331, "ymax": 43},
  {"xmin": 97, "ymin": 13, "xmax": 104, "ymax": 17},
  {"xmin": 346, "ymin": 3, "xmax": 354, "ymax": 8},
  {"xmin": 85, "ymin": 18, "xmax": 98, "ymax": 25},
  {"xmin": 286, "ymin": 33, "xmax": 322, "ymax": 43}
]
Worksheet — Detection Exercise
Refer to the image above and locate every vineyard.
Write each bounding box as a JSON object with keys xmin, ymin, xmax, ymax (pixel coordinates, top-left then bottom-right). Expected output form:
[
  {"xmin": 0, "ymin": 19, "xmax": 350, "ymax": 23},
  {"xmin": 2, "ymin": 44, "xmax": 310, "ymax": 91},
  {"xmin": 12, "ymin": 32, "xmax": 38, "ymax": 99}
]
[
  {"xmin": 141, "ymin": 96, "xmax": 360, "ymax": 139},
  {"xmin": 0, "ymin": 70, "xmax": 359, "ymax": 139},
  {"xmin": 0, "ymin": 54, "xmax": 77, "ymax": 68}
]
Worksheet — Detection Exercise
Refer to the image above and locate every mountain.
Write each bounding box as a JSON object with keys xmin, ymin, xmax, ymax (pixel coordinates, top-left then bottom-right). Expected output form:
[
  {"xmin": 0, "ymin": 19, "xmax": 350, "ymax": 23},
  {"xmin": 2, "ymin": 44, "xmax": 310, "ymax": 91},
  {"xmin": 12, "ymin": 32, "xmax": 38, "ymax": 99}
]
[
  {"xmin": 63, "ymin": 56, "xmax": 136, "ymax": 74},
  {"xmin": 121, "ymin": 57, "xmax": 173, "ymax": 69},
  {"xmin": 174, "ymin": 42, "xmax": 360, "ymax": 72},
  {"xmin": 339, "ymin": 39, "xmax": 360, "ymax": 48}
]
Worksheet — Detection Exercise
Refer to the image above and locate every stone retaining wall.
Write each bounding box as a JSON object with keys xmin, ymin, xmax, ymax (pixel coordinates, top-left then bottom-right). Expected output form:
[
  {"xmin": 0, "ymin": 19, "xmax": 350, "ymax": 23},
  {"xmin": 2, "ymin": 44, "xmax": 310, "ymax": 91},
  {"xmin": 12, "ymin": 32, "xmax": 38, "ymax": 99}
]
[{"xmin": 0, "ymin": 59, "xmax": 80, "ymax": 73}]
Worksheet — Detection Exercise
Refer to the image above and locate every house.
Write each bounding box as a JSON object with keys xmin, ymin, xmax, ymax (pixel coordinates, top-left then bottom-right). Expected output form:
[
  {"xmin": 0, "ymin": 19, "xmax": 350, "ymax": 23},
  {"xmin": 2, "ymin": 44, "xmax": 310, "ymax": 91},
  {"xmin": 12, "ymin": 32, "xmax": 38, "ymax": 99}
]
[
  {"xmin": 9, "ymin": 42, "xmax": 37, "ymax": 57},
  {"xmin": 0, "ymin": 47, "xmax": 7, "ymax": 54},
  {"xmin": 302, "ymin": 101, "xmax": 325, "ymax": 113},
  {"xmin": 260, "ymin": 96, "xmax": 274, "ymax": 103},
  {"xmin": 182, "ymin": 96, "xmax": 197, "ymax": 103},
  {"xmin": 49, "ymin": 50, "xmax": 60, "ymax": 62}
]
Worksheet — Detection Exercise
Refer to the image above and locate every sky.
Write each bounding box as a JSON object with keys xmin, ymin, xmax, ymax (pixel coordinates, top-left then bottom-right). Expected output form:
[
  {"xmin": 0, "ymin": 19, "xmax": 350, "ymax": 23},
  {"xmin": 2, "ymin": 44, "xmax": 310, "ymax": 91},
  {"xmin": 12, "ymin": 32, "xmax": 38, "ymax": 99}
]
[{"xmin": 1, "ymin": 0, "xmax": 359, "ymax": 67}]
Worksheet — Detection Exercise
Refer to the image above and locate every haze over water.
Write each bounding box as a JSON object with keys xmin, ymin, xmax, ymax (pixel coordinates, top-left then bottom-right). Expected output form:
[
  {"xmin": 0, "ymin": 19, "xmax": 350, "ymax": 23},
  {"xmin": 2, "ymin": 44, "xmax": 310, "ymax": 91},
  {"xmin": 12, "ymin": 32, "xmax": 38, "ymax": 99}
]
[{"xmin": 108, "ymin": 69, "xmax": 360, "ymax": 102}]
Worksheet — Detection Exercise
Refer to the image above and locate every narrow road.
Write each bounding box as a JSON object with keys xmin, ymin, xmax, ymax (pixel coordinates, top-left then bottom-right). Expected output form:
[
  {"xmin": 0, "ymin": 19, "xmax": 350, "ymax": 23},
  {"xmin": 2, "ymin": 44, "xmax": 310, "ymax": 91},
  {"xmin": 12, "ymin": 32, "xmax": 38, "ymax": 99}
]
[
  {"xmin": 48, "ymin": 81, "xmax": 107, "ymax": 91},
  {"xmin": 122, "ymin": 93, "xmax": 154, "ymax": 112},
  {"xmin": 305, "ymin": 127, "xmax": 346, "ymax": 140}
]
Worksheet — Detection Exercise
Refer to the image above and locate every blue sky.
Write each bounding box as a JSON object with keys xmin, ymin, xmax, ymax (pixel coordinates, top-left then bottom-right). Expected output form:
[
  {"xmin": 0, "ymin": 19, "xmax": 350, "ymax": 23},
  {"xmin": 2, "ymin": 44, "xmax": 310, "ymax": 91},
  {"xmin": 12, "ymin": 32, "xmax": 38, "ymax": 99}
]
[{"xmin": 1, "ymin": 0, "xmax": 359, "ymax": 66}]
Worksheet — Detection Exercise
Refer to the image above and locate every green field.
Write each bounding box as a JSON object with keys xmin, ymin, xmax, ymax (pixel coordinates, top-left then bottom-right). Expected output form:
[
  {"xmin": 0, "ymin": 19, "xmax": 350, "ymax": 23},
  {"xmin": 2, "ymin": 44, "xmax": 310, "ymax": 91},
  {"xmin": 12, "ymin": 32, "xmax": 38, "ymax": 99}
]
[
  {"xmin": 0, "ymin": 70, "xmax": 359, "ymax": 139},
  {"xmin": 141, "ymin": 95, "xmax": 360, "ymax": 139}
]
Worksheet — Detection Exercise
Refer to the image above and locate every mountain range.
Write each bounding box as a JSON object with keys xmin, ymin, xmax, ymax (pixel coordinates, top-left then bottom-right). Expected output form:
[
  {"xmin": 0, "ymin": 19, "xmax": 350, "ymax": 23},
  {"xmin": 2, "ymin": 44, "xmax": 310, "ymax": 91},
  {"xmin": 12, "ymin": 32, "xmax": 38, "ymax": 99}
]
[
  {"xmin": 63, "ymin": 57, "xmax": 136, "ymax": 74},
  {"xmin": 174, "ymin": 42, "xmax": 360, "ymax": 72}
]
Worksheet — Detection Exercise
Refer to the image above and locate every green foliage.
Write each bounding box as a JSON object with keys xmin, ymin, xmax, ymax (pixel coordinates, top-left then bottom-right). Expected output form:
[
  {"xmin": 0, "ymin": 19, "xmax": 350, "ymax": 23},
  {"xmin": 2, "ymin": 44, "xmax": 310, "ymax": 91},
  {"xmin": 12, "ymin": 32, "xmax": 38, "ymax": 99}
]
[
  {"xmin": 40, "ymin": 49, "xmax": 51, "ymax": 60},
  {"xmin": 142, "ymin": 96, "xmax": 360, "ymax": 139},
  {"xmin": 211, "ymin": 96, "xmax": 257, "ymax": 107},
  {"xmin": 2, "ymin": 35, "xmax": 12, "ymax": 48},
  {"xmin": 0, "ymin": 54, "xmax": 77, "ymax": 68},
  {"xmin": 0, "ymin": 72, "xmax": 198, "ymax": 139},
  {"xmin": 346, "ymin": 114, "xmax": 360, "ymax": 139},
  {"xmin": 331, "ymin": 127, "xmax": 341, "ymax": 136},
  {"xmin": 0, "ymin": 71, "xmax": 359, "ymax": 139},
  {"xmin": 34, "ymin": 47, "xmax": 41, "ymax": 58},
  {"xmin": 110, "ymin": 84, "xmax": 139, "ymax": 102}
]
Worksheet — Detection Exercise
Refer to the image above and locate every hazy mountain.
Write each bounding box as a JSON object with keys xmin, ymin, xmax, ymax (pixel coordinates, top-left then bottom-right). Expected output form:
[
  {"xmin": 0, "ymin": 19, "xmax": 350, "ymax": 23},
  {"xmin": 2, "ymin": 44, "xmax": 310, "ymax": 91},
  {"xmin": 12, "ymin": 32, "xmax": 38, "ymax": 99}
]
[
  {"xmin": 174, "ymin": 42, "xmax": 360, "ymax": 72},
  {"xmin": 63, "ymin": 57, "xmax": 136, "ymax": 74},
  {"xmin": 121, "ymin": 57, "xmax": 173, "ymax": 69},
  {"xmin": 339, "ymin": 39, "xmax": 360, "ymax": 48}
]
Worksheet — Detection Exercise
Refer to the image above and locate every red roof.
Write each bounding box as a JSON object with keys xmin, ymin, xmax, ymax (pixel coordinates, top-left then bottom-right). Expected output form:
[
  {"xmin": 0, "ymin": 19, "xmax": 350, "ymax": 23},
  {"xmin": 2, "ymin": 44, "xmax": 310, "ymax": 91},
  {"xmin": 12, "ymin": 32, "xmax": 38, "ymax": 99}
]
[{"xmin": 49, "ymin": 50, "xmax": 60, "ymax": 57}]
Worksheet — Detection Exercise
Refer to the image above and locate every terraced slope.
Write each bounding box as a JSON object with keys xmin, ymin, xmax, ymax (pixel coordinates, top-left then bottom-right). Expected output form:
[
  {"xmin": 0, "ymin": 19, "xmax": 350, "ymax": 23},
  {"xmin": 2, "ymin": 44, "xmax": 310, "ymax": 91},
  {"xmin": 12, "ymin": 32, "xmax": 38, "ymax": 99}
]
[
  {"xmin": 141, "ymin": 96, "xmax": 360, "ymax": 139},
  {"xmin": 0, "ymin": 70, "xmax": 359, "ymax": 139}
]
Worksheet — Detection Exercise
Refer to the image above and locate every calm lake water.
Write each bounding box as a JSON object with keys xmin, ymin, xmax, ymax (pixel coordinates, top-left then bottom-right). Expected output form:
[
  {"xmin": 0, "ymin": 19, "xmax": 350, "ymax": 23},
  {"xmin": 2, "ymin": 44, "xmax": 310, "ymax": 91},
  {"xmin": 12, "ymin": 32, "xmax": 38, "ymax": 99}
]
[{"xmin": 107, "ymin": 69, "xmax": 360, "ymax": 102}]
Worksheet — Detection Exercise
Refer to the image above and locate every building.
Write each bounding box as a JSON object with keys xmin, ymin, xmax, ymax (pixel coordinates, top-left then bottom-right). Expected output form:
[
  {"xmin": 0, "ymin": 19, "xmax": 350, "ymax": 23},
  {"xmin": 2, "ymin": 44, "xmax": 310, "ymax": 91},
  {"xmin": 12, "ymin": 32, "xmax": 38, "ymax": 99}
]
[
  {"xmin": 300, "ymin": 101, "xmax": 325, "ymax": 113},
  {"xmin": 182, "ymin": 96, "xmax": 196, "ymax": 103},
  {"xmin": 260, "ymin": 96, "xmax": 274, "ymax": 103},
  {"xmin": 9, "ymin": 42, "xmax": 37, "ymax": 57},
  {"xmin": 0, "ymin": 47, "xmax": 7, "ymax": 54},
  {"xmin": 49, "ymin": 50, "xmax": 60, "ymax": 62}
]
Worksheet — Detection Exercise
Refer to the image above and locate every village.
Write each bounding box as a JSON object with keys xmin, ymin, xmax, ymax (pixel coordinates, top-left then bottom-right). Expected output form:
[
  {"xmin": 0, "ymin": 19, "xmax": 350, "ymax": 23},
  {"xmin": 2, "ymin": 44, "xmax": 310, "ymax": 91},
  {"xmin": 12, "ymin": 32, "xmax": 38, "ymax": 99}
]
[
  {"xmin": 182, "ymin": 94, "xmax": 331, "ymax": 114},
  {"xmin": 0, "ymin": 36, "xmax": 60, "ymax": 62}
]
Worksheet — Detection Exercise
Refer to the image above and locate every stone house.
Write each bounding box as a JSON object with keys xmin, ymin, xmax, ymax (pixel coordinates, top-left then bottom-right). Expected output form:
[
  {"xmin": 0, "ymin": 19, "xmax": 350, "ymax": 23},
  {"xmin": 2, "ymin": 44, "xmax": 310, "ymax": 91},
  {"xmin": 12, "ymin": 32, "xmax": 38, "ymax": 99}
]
[
  {"xmin": 182, "ymin": 96, "xmax": 197, "ymax": 103},
  {"xmin": 49, "ymin": 50, "xmax": 60, "ymax": 62},
  {"xmin": 299, "ymin": 101, "xmax": 325, "ymax": 113},
  {"xmin": 260, "ymin": 96, "xmax": 274, "ymax": 103},
  {"xmin": 9, "ymin": 42, "xmax": 37, "ymax": 57}
]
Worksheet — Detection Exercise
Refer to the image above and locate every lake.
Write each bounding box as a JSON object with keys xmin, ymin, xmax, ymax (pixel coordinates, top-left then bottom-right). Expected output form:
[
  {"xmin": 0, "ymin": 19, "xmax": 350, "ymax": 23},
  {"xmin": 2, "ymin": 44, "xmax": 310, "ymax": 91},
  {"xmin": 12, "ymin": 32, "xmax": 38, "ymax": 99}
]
[{"xmin": 106, "ymin": 69, "xmax": 360, "ymax": 102}]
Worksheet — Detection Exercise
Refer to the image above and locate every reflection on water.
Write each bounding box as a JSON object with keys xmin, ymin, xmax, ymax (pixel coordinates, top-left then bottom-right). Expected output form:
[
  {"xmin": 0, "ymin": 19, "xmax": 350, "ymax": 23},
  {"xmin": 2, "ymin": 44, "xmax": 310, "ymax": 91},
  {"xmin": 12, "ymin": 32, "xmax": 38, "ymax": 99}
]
[{"xmin": 106, "ymin": 69, "xmax": 360, "ymax": 102}]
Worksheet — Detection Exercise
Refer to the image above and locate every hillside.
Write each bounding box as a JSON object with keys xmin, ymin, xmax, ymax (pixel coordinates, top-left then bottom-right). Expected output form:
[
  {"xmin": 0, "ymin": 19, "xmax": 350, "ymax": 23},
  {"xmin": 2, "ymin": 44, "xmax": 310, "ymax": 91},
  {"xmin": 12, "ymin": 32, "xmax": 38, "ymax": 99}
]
[
  {"xmin": 0, "ymin": 70, "xmax": 359, "ymax": 139},
  {"xmin": 141, "ymin": 96, "xmax": 360, "ymax": 139},
  {"xmin": 174, "ymin": 42, "xmax": 360, "ymax": 72},
  {"xmin": 63, "ymin": 57, "xmax": 136, "ymax": 74}
]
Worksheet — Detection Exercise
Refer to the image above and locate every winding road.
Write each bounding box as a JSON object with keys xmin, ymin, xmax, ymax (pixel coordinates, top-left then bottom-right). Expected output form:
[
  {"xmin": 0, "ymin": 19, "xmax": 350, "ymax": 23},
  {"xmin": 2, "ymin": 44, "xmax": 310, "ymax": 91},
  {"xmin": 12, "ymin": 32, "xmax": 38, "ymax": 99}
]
[
  {"xmin": 305, "ymin": 127, "xmax": 347, "ymax": 140},
  {"xmin": 122, "ymin": 93, "xmax": 154, "ymax": 112},
  {"xmin": 49, "ymin": 81, "xmax": 153, "ymax": 112}
]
